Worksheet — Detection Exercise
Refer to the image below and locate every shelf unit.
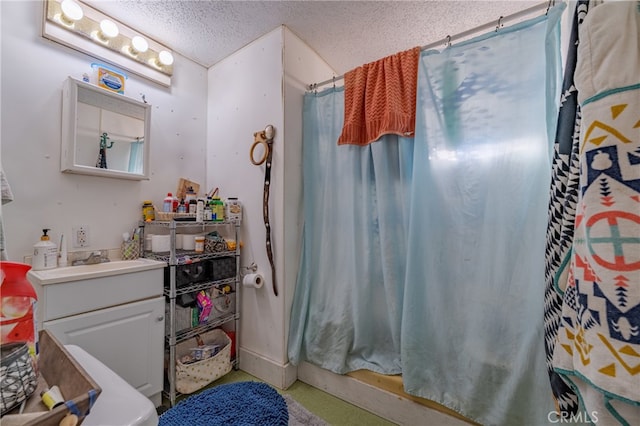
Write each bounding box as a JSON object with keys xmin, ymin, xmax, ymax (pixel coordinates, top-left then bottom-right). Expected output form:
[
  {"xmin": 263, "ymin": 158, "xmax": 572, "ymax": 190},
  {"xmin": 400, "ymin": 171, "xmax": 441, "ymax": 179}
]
[{"xmin": 141, "ymin": 219, "xmax": 240, "ymax": 406}]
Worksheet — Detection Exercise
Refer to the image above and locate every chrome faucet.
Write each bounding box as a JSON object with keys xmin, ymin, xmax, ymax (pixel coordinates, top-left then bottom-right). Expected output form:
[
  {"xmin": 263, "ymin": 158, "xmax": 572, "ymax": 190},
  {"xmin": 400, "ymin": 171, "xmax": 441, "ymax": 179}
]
[{"xmin": 72, "ymin": 251, "xmax": 110, "ymax": 266}]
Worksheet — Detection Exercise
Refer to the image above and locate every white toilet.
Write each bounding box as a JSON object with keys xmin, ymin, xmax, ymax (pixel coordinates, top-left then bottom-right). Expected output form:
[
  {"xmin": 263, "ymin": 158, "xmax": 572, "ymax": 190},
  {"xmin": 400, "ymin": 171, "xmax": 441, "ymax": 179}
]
[{"xmin": 64, "ymin": 345, "xmax": 159, "ymax": 426}]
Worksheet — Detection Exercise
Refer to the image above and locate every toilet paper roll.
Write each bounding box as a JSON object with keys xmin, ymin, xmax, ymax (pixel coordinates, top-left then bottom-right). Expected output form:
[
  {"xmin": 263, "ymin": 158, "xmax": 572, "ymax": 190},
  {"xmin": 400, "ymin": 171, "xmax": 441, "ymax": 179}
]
[
  {"xmin": 152, "ymin": 235, "xmax": 170, "ymax": 252},
  {"xmin": 144, "ymin": 235, "xmax": 153, "ymax": 251},
  {"xmin": 242, "ymin": 273, "xmax": 264, "ymax": 289},
  {"xmin": 182, "ymin": 234, "xmax": 196, "ymax": 250}
]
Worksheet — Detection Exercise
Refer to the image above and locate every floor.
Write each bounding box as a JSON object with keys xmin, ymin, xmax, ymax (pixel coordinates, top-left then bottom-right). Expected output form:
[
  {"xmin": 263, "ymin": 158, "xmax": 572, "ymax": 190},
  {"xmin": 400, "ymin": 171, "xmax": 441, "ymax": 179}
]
[{"xmin": 160, "ymin": 369, "xmax": 397, "ymax": 425}]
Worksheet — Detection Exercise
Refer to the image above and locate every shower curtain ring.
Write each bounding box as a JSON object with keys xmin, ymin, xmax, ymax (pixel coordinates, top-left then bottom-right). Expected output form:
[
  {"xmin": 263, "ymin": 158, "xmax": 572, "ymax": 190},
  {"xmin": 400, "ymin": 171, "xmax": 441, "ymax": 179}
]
[
  {"xmin": 495, "ymin": 16, "xmax": 504, "ymax": 32},
  {"xmin": 332, "ymin": 76, "xmax": 336, "ymax": 88},
  {"xmin": 445, "ymin": 35, "xmax": 451, "ymax": 48}
]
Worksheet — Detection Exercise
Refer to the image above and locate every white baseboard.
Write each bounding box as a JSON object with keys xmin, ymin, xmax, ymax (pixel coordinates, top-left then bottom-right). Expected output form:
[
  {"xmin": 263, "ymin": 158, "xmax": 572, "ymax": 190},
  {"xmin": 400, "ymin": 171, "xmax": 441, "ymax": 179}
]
[
  {"xmin": 238, "ymin": 347, "xmax": 297, "ymax": 389},
  {"xmin": 149, "ymin": 392, "xmax": 161, "ymax": 408},
  {"xmin": 297, "ymin": 361, "xmax": 470, "ymax": 426}
]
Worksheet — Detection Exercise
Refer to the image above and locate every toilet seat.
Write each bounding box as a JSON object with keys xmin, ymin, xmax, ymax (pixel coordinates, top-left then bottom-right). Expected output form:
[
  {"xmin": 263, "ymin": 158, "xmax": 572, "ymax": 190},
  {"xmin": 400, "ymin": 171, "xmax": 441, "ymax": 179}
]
[{"xmin": 64, "ymin": 345, "xmax": 158, "ymax": 426}]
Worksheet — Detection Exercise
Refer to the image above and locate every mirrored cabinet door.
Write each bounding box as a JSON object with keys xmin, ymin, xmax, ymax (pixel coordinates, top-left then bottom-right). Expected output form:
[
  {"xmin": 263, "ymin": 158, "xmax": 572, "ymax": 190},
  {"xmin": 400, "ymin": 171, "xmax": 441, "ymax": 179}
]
[{"xmin": 61, "ymin": 76, "xmax": 151, "ymax": 180}]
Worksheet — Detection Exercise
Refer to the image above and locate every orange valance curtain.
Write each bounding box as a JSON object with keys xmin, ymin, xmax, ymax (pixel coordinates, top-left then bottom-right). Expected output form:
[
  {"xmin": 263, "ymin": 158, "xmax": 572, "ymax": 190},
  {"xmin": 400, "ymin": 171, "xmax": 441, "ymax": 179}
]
[{"xmin": 337, "ymin": 46, "xmax": 421, "ymax": 146}]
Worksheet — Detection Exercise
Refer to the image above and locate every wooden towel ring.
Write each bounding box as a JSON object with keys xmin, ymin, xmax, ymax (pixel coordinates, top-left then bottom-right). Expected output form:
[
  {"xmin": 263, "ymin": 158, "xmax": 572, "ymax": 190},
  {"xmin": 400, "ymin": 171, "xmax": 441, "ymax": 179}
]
[{"xmin": 250, "ymin": 124, "xmax": 275, "ymax": 165}]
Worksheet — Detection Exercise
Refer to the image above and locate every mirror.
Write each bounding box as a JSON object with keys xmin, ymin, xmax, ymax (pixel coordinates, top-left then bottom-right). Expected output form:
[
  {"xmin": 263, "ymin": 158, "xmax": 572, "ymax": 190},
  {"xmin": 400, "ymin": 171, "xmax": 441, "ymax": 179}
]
[{"xmin": 61, "ymin": 76, "xmax": 151, "ymax": 180}]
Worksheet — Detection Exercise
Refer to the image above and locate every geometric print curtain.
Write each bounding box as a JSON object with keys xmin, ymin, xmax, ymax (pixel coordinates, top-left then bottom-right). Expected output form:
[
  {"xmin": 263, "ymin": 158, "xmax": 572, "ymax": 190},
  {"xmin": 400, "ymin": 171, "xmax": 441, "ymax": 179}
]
[
  {"xmin": 547, "ymin": 1, "xmax": 640, "ymax": 424},
  {"xmin": 543, "ymin": 1, "xmax": 592, "ymax": 417}
]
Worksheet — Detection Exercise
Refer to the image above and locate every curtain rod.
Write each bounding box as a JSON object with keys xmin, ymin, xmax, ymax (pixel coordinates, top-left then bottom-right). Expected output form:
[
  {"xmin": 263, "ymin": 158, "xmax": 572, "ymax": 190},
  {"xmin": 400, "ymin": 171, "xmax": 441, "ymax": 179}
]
[{"xmin": 308, "ymin": 0, "xmax": 556, "ymax": 91}]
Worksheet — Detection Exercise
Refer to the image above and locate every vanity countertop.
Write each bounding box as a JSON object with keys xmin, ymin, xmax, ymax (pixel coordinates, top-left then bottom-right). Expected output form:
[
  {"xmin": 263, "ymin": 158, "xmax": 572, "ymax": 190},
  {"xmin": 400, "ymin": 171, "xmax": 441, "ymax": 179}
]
[{"xmin": 27, "ymin": 258, "xmax": 167, "ymax": 286}]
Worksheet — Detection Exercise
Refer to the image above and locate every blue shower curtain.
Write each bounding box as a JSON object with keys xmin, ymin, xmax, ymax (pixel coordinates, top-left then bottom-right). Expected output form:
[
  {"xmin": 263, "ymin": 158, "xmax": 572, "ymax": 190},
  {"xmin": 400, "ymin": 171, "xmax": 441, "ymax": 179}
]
[
  {"xmin": 288, "ymin": 86, "xmax": 413, "ymax": 374},
  {"xmin": 289, "ymin": 5, "xmax": 564, "ymax": 425}
]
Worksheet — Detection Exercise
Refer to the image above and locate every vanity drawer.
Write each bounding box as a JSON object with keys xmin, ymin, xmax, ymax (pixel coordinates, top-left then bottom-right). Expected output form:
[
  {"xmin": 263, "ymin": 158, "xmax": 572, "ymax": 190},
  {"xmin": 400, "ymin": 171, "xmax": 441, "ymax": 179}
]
[{"xmin": 42, "ymin": 268, "xmax": 163, "ymax": 322}]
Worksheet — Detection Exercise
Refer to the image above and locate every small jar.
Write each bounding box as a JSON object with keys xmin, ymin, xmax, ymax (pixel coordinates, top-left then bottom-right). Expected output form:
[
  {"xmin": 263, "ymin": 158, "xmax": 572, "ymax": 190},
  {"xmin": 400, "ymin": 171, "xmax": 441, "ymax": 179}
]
[
  {"xmin": 194, "ymin": 236, "xmax": 205, "ymax": 253},
  {"xmin": 142, "ymin": 200, "xmax": 155, "ymax": 221}
]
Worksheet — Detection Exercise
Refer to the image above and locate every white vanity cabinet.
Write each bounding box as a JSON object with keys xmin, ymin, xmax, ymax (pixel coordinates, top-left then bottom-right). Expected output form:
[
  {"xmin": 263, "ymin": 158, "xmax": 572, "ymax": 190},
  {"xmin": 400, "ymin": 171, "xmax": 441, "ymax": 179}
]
[{"xmin": 27, "ymin": 259, "xmax": 167, "ymax": 407}]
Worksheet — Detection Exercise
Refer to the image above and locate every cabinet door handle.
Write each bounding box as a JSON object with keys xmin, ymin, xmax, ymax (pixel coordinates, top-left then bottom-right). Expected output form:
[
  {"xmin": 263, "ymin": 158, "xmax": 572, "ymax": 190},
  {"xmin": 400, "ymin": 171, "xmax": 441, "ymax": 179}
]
[{"xmin": 156, "ymin": 316, "xmax": 164, "ymax": 322}]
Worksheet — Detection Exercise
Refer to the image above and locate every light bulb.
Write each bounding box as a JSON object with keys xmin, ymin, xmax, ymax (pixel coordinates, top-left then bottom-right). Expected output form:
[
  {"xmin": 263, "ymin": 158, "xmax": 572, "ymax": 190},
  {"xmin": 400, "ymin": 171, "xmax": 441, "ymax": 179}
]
[
  {"xmin": 130, "ymin": 36, "xmax": 149, "ymax": 54},
  {"xmin": 158, "ymin": 50, "xmax": 174, "ymax": 66},
  {"xmin": 99, "ymin": 19, "xmax": 119, "ymax": 39},
  {"xmin": 60, "ymin": 0, "xmax": 83, "ymax": 25}
]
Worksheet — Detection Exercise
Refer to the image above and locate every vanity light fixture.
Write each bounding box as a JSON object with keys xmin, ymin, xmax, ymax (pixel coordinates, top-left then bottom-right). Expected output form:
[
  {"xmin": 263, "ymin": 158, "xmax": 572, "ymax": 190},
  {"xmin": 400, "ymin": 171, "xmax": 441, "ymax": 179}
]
[{"xmin": 42, "ymin": 0, "xmax": 173, "ymax": 86}]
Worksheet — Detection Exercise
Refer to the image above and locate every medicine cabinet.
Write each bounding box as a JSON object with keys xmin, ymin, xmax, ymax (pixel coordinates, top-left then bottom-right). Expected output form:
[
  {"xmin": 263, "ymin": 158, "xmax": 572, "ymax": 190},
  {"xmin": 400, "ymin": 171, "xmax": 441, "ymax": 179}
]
[{"xmin": 61, "ymin": 76, "xmax": 151, "ymax": 180}]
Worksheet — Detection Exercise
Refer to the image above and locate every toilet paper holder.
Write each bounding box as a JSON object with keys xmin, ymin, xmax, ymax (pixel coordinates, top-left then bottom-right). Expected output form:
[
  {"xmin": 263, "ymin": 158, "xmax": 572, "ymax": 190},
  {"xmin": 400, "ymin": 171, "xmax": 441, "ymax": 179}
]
[{"xmin": 240, "ymin": 262, "xmax": 258, "ymax": 276}]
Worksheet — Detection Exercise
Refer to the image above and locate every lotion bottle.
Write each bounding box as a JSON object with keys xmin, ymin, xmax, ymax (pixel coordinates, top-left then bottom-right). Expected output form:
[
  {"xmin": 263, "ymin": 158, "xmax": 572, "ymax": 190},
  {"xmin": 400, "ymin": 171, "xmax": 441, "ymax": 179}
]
[{"xmin": 33, "ymin": 229, "xmax": 58, "ymax": 271}]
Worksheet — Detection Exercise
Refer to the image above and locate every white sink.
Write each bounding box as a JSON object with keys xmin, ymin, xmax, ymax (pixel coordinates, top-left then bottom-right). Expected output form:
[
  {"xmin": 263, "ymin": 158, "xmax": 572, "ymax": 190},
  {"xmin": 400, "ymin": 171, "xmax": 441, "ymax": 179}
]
[{"xmin": 27, "ymin": 258, "xmax": 167, "ymax": 285}]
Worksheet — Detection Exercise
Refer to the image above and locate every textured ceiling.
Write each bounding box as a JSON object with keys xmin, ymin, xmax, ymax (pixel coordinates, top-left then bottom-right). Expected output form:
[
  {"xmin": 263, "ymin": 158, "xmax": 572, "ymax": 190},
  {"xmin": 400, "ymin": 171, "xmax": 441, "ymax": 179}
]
[{"xmin": 85, "ymin": 0, "xmax": 542, "ymax": 77}]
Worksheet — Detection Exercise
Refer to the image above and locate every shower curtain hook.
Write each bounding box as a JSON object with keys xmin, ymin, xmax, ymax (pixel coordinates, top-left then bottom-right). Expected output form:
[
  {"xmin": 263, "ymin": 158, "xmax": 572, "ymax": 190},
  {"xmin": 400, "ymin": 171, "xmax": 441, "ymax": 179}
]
[
  {"xmin": 332, "ymin": 76, "xmax": 336, "ymax": 88},
  {"xmin": 546, "ymin": 0, "xmax": 553, "ymax": 15},
  {"xmin": 495, "ymin": 16, "xmax": 504, "ymax": 32},
  {"xmin": 445, "ymin": 35, "xmax": 451, "ymax": 48}
]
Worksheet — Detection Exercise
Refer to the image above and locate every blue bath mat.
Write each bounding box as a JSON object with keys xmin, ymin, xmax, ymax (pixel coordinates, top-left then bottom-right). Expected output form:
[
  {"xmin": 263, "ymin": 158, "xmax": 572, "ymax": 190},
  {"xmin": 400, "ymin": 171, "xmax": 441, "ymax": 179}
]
[{"xmin": 159, "ymin": 381, "xmax": 288, "ymax": 426}]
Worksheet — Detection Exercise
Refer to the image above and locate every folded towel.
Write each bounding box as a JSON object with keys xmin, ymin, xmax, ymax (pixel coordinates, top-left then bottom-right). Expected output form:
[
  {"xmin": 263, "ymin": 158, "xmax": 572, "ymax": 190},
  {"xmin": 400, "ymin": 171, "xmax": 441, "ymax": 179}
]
[
  {"xmin": 1, "ymin": 167, "xmax": 13, "ymax": 205},
  {"xmin": 1, "ymin": 166, "xmax": 13, "ymax": 260},
  {"xmin": 338, "ymin": 46, "xmax": 421, "ymax": 146}
]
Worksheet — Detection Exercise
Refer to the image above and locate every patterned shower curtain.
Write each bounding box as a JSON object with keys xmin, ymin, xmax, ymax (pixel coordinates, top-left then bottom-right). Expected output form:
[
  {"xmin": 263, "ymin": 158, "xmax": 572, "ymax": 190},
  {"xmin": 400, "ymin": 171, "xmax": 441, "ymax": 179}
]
[
  {"xmin": 544, "ymin": 0, "xmax": 591, "ymax": 418},
  {"xmin": 548, "ymin": 2, "xmax": 640, "ymax": 424}
]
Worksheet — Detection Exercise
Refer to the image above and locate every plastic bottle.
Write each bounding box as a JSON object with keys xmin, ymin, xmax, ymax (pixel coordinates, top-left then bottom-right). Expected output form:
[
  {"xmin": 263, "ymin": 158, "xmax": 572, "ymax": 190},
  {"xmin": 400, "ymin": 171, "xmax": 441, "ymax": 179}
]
[
  {"xmin": 204, "ymin": 197, "xmax": 213, "ymax": 221},
  {"xmin": 32, "ymin": 229, "xmax": 58, "ymax": 271},
  {"xmin": 0, "ymin": 261, "xmax": 39, "ymax": 360},
  {"xmin": 172, "ymin": 194, "xmax": 179, "ymax": 212},
  {"xmin": 196, "ymin": 199, "xmax": 205, "ymax": 222},
  {"xmin": 163, "ymin": 193, "xmax": 174, "ymax": 213},
  {"xmin": 212, "ymin": 196, "xmax": 225, "ymax": 222},
  {"xmin": 194, "ymin": 236, "xmax": 205, "ymax": 253},
  {"xmin": 177, "ymin": 199, "xmax": 187, "ymax": 213},
  {"xmin": 142, "ymin": 200, "xmax": 155, "ymax": 221}
]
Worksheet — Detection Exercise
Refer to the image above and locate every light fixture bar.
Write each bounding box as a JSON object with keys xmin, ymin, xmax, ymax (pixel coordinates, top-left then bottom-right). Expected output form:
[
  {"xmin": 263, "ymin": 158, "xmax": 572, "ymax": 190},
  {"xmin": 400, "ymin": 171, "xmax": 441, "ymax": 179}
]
[{"xmin": 42, "ymin": 0, "xmax": 173, "ymax": 87}]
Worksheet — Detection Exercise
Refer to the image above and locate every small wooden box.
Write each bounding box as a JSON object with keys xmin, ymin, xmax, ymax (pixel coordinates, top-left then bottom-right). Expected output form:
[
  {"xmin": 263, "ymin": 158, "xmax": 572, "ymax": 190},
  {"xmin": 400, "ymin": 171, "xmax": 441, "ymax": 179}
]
[{"xmin": 1, "ymin": 330, "xmax": 102, "ymax": 426}]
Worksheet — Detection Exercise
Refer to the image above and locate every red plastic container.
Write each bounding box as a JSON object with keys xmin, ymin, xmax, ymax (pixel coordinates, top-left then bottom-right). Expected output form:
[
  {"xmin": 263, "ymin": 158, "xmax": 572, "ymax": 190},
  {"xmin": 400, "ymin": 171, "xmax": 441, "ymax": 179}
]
[{"xmin": 0, "ymin": 262, "xmax": 38, "ymax": 358}]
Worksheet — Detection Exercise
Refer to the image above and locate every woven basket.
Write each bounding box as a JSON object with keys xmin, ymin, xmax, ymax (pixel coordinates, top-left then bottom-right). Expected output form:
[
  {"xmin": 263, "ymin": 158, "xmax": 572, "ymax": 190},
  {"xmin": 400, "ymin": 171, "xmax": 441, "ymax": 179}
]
[
  {"xmin": 0, "ymin": 342, "xmax": 38, "ymax": 415},
  {"xmin": 174, "ymin": 329, "xmax": 231, "ymax": 394},
  {"xmin": 121, "ymin": 240, "xmax": 140, "ymax": 260}
]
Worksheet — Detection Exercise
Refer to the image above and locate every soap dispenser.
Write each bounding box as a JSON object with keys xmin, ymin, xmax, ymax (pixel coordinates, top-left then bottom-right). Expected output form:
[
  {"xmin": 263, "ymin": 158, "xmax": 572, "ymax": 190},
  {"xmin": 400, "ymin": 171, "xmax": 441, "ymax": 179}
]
[{"xmin": 33, "ymin": 229, "xmax": 58, "ymax": 270}]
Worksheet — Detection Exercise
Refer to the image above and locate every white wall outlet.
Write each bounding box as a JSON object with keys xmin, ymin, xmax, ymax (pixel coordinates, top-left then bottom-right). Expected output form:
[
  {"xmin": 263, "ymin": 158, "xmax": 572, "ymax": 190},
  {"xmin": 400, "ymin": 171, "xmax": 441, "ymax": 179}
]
[{"xmin": 72, "ymin": 226, "xmax": 90, "ymax": 247}]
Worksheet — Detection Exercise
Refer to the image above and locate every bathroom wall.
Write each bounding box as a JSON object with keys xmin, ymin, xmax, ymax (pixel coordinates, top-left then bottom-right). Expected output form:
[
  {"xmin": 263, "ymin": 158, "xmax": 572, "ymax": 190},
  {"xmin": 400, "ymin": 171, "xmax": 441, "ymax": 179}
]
[
  {"xmin": 0, "ymin": 0, "xmax": 333, "ymax": 393},
  {"xmin": 206, "ymin": 26, "xmax": 334, "ymax": 387},
  {"xmin": 0, "ymin": 1, "xmax": 208, "ymax": 261}
]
